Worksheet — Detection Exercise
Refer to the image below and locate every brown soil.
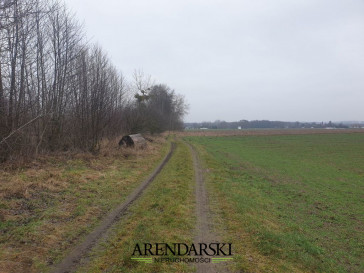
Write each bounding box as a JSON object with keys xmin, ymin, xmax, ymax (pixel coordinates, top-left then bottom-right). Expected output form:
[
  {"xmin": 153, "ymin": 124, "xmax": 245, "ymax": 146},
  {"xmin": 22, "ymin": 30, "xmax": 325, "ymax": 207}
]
[
  {"xmin": 188, "ymin": 143, "xmax": 230, "ymax": 273},
  {"xmin": 179, "ymin": 128, "xmax": 364, "ymax": 137},
  {"xmin": 51, "ymin": 142, "xmax": 175, "ymax": 273}
]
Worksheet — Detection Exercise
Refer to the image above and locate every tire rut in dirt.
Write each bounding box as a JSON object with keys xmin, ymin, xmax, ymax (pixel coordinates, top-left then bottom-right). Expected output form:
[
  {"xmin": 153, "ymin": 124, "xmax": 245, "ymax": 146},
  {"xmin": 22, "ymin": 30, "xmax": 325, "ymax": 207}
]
[
  {"xmin": 187, "ymin": 142, "xmax": 230, "ymax": 273},
  {"xmin": 52, "ymin": 142, "xmax": 176, "ymax": 273}
]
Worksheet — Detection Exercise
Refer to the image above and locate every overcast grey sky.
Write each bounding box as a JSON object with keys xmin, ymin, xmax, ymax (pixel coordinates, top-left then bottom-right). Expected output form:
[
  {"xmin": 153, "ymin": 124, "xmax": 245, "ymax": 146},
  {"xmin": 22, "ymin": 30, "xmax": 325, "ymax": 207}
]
[{"xmin": 64, "ymin": 0, "xmax": 364, "ymax": 122}]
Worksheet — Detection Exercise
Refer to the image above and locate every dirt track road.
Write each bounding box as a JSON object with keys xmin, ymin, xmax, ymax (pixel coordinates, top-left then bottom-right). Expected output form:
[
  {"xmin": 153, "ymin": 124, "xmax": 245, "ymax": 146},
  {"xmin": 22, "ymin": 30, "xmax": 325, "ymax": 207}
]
[
  {"xmin": 52, "ymin": 143, "xmax": 175, "ymax": 273},
  {"xmin": 188, "ymin": 142, "xmax": 230, "ymax": 273},
  {"xmin": 52, "ymin": 141, "xmax": 230, "ymax": 273}
]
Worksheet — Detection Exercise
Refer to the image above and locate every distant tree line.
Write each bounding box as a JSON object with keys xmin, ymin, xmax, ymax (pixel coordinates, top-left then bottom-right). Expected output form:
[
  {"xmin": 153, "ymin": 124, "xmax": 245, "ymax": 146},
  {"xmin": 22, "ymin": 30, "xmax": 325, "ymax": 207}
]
[
  {"xmin": 0, "ymin": 0, "xmax": 187, "ymax": 162},
  {"xmin": 185, "ymin": 120, "xmax": 348, "ymax": 130}
]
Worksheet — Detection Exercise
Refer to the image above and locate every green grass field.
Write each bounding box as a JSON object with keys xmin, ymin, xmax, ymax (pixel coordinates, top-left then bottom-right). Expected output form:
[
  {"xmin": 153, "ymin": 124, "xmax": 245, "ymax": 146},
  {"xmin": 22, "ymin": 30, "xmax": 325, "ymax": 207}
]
[
  {"xmin": 1, "ymin": 132, "xmax": 363, "ymax": 273},
  {"xmin": 186, "ymin": 133, "xmax": 364, "ymax": 272}
]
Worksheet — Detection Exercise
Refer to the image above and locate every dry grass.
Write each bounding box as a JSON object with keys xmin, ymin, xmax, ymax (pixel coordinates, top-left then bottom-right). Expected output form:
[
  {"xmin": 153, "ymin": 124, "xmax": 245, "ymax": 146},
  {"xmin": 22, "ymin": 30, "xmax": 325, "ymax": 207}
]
[
  {"xmin": 76, "ymin": 140, "xmax": 195, "ymax": 273},
  {"xmin": 0, "ymin": 135, "xmax": 168, "ymax": 273}
]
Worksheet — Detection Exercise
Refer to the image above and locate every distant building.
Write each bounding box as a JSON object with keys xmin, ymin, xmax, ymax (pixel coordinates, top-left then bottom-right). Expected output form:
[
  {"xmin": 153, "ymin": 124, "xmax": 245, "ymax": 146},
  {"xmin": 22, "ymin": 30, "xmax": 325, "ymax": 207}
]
[{"xmin": 238, "ymin": 126, "xmax": 242, "ymax": 130}]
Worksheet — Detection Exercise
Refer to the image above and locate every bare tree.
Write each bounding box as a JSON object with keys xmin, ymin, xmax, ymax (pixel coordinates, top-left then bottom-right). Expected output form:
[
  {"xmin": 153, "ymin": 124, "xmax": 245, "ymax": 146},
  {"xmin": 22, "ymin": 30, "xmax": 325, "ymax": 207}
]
[{"xmin": 0, "ymin": 0, "xmax": 187, "ymax": 162}]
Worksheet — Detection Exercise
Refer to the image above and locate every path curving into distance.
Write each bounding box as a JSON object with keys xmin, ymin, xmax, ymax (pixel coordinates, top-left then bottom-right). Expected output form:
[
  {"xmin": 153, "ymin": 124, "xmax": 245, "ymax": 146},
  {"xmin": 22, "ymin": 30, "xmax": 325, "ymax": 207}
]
[{"xmin": 52, "ymin": 142, "xmax": 176, "ymax": 273}]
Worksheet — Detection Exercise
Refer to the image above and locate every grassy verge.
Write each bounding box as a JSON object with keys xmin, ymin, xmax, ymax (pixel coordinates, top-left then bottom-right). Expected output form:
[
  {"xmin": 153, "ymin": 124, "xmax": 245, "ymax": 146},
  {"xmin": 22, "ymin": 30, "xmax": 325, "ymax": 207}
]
[
  {"xmin": 76, "ymin": 141, "xmax": 195, "ymax": 273},
  {"xmin": 186, "ymin": 134, "xmax": 364, "ymax": 273},
  {"xmin": 0, "ymin": 137, "xmax": 169, "ymax": 273}
]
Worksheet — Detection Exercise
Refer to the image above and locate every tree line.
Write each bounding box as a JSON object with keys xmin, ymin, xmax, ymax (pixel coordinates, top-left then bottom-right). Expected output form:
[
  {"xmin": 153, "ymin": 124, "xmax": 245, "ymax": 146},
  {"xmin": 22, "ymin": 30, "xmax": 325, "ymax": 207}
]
[
  {"xmin": 185, "ymin": 120, "xmax": 348, "ymax": 130},
  {"xmin": 0, "ymin": 0, "xmax": 187, "ymax": 162}
]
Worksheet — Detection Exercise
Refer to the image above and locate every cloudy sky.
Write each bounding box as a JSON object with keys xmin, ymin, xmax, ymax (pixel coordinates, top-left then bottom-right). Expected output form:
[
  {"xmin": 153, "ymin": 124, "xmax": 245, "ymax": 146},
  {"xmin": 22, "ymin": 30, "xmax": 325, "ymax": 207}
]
[{"xmin": 64, "ymin": 0, "xmax": 364, "ymax": 122}]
